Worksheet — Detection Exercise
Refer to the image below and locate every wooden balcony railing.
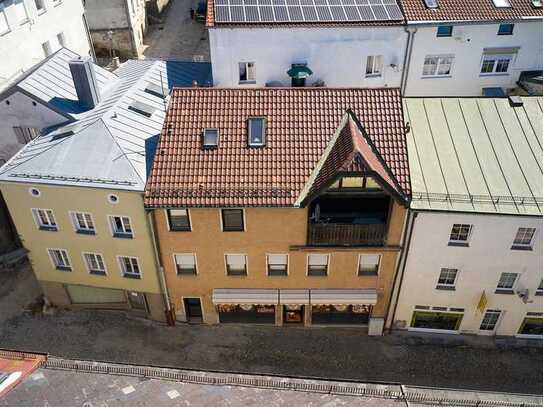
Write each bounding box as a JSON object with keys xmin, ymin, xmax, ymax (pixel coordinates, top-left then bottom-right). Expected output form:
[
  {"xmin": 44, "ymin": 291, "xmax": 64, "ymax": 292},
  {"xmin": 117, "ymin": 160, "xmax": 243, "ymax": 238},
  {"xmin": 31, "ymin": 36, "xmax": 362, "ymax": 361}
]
[{"xmin": 307, "ymin": 223, "xmax": 387, "ymax": 246}]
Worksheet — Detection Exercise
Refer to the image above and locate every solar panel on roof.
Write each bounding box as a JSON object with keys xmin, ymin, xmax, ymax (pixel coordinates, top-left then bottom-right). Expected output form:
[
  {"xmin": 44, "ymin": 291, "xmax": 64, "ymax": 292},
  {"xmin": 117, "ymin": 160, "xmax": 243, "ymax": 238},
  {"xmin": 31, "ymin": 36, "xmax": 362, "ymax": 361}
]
[{"xmin": 214, "ymin": 0, "xmax": 402, "ymax": 23}]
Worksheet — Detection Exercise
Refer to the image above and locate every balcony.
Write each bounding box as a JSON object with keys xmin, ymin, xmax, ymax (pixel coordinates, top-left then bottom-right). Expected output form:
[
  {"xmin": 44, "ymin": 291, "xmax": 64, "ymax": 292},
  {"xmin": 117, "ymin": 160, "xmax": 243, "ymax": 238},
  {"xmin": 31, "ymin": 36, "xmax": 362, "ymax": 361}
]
[{"xmin": 308, "ymin": 223, "xmax": 387, "ymax": 246}]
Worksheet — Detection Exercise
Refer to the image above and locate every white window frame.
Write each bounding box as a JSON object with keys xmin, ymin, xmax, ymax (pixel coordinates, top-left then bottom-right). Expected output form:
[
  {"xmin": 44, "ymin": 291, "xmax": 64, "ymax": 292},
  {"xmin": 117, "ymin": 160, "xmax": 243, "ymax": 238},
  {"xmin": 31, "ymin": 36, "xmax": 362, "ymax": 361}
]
[
  {"xmin": 357, "ymin": 254, "xmax": 381, "ymax": 276},
  {"xmin": 365, "ymin": 55, "xmax": 383, "ymax": 78},
  {"xmin": 512, "ymin": 227, "xmax": 536, "ymax": 249},
  {"xmin": 448, "ymin": 223, "xmax": 472, "ymax": 245},
  {"xmin": 307, "ymin": 253, "xmax": 330, "ymax": 277},
  {"xmin": 224, "ymin": 253, "xmax": 248, "ymax": 276},
  {"xmin": 109, "ymin": 215, "xmax": 134, "ymax": 238},
  {"xmin": 266, "ymin": 253, "xmax": 289, "ymax": 277},
  {"xmin": 118, "ymin": 256, "xmax": 142, "ymax": 279},
  {"xmin": 42, "ymin": 40, "xmax": 52, "ymax": 57},
  {"xmin": 70, "ymin": 211, "xmax": 95, "ymax": 234},
  {"xmin": 47, "ymin": 248, "xmax": 71, "ymax": 271},
  {"xmin": 32, "ymin": 208, "xmax": 58, "ymax": 231},
  {"xmin": 57, "ymin": 31, "xmax": 66, "ymax": 48},
  {"xmin": 480, "ymin": 53, "xmax": 514, "ymax": 76},
  {"xmin": 166, "ymin": 208, "xmax": 192, "ymax": 231},
  {"xmin": 422, "ymin": 54, "xmax": 454, "ymax": 78},
  {"xmin": 238, "ymin": 61, "xmax": 256, "ymax": 83},
  {"xmin": 496, "ymin": 272, "xmax": 519, "ymax": 292},
  {"xmin": 248, "ymin": 117, "xmax": 266, "ymax": 147},
  {"xmin": 34, "ymin": 0, "xmax": 46, "ymax": 15},
  {"xmin": 479, "ymin": 309, "xmax": 502, "ymax": 333},
  {"xmin": 0, "ymin": 5, "xmax": 10, "ymax": 36},
  {"xmin": 174, "ymin": 253, "xmax": 198, "ymax": 275},
  {"xmin": 436, "ymin": 267, "xmax": 458, "ymax": 289},
  {"xmin": 82, "ymin": 252, "xmax": 107, "ymax": 275}
]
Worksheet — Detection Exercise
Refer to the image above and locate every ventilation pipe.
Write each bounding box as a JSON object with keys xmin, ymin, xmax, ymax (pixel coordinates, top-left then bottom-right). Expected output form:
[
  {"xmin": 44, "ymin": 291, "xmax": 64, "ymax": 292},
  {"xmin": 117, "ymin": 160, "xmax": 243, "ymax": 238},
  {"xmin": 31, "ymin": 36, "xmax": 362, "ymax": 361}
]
[{"xmin": 69, "ymin": 56, "xmax": 101, "ymax": 110}]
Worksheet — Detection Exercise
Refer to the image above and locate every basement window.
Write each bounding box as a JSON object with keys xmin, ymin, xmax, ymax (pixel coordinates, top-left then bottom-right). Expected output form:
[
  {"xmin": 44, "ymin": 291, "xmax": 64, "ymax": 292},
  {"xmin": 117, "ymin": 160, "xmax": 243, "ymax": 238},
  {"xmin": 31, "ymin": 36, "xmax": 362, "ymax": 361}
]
[
  {"xmin": 128, "ymin": 101, "xmax": 155, "ymax": 117},
  {"xmin": 202, "ymin": 128, "xmax": 219, "ymax": 149},
  {"xmin": 248, "ymin": 117, "xmax": 266, "ymax": 147},
  {"xmin": 144, "ymin": 83, "xmax": 166, "ymax": 99}
]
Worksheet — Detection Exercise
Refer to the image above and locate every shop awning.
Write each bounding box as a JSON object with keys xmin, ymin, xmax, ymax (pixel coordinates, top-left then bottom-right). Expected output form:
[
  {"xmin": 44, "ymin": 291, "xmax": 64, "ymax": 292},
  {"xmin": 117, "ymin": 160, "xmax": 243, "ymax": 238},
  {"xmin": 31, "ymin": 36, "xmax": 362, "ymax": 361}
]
[
  {"xmin": 212, "ymin": 289, "xmax": 279, "ymax": 305},
  {"xmin": 310, "ymin": 289, "xmax": 377, "ymax": 305},
  {"xmin": 279, "ymin": 289, "xmax": 310, "ymax": 304},
  {"xmin": 287, "ymin": 65, "xmax": 313, "ymax": 79}
]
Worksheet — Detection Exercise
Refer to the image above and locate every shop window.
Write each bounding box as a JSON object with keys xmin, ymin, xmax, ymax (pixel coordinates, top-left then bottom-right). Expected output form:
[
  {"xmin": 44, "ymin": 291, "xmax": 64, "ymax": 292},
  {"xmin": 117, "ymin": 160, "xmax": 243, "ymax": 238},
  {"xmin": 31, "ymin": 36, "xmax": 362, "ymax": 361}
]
[
  {"xmin": 167, "ymin": 209, "xmax": 191, "ymax": 231},
  {"xmin": 225, "ymin": 254, "xmax": 247, "ymax": 276},
  {"xmin": 410, "ymin": 310, "xmax": 463, "ymax": 331},
  {"xmin": 217, "ymin": 304, "xmax": 275, "ymax": 323},
  {"xmin": 267, "ymin": 254, "xmax": 288, "ymax": 276},
  {"xmin": 307, "ymin": 254, "xmax": 329, "ymax": 276},
  {"xmin": 312, "ymin": 304, "xmax": 371, "ymax": 325}
]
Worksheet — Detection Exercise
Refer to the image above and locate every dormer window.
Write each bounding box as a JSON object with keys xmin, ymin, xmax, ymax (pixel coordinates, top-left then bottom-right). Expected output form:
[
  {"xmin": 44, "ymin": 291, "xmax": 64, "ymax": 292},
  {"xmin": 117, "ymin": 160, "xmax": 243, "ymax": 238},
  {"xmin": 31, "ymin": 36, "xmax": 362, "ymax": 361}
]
[
  {"xmin": 202, "ymin": 128, "xmax": 219, "ymax": 149},
  {"xmin": 492, "ymin": 0, "xmax": 511, "ymax": 7},
  {"xmin": 328, "ymin": 176, "xmax": 381, "ymax": 190},
  {"xmin": 248, "ymin": 117, "xmax": 266, "ymax": 147}
]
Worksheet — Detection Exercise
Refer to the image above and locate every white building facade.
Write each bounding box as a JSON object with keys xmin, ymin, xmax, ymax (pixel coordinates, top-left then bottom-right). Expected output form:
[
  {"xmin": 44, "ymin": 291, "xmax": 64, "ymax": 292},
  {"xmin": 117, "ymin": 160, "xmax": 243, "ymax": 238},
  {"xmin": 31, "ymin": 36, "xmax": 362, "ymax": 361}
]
[
  {"xmin": 399, "ymin": 0, "xmax": 543, "ymax": 96},
  {"xmin": 0, "ymin": 0, "xmax": 91, "ymax": 91},
  {"xmin": 390, "ymin": 96, "xmax": 543, "ymax": 338}
]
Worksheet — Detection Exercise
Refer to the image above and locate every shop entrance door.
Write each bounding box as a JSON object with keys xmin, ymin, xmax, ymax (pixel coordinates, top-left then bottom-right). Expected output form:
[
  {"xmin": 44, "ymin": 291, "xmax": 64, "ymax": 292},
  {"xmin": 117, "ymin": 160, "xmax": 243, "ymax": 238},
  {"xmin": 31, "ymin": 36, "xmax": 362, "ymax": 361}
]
[
  {"xmin": 184, "ymin": 298, "xmax": 203, "ymax": 323},
  {"xmin": 284, "ymin": 305, "xmax": 304, "ymax": 324}
]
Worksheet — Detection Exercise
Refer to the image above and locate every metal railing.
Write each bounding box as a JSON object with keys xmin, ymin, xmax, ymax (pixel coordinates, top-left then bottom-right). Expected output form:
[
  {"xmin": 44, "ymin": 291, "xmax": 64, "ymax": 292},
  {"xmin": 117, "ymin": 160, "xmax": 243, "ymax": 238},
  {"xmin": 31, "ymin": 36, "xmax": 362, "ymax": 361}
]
[{"xmin": 307, "ymin": 223, "xmax": 387, "ymax": 246}]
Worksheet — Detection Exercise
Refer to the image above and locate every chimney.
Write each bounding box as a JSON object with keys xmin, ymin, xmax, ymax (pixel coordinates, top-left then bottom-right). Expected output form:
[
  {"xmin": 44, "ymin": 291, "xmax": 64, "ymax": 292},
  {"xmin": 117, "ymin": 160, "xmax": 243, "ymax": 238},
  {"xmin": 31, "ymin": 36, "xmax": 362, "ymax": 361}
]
[{"xmin": 69, "ymin": 57, "xmax": 101, "ymax": 110}]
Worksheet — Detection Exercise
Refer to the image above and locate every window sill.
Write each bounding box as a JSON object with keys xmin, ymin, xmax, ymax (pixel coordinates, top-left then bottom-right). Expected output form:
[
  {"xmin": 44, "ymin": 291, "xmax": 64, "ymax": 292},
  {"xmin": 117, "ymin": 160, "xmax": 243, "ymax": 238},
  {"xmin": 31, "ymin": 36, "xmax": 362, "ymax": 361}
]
[
  {"xmin": 226, "ymin": 273, "xmax": 248, "ymax": 277},
  {"xmin": 222, "ymin": 229, "xmax": 244, "ymax": 232},
  {"xmin": 37, "ymin": 9, "xmax": 46, "ymax": 15},
  {"xmin": 177, "ymin": 271, "xmax": 197, "ymax": 276},
  {"xmin": 479, "ymin": 73, "xmax": 510, "ymax": 77},
  {"xmin": 421, "ymin": 75, "xmax": 452, "ymax": 79},
  {"xmin": 436, "ymin": 285, "xmax": 456, "ymax": 291},
  {"xmin": 497, "ymin": 33, "xmax": 513, "ymax": 36},
  {"xmin": 448, "ymin": 241, "xmax": 469, "ymax": 247},
  {"xmin": 358, "ymin": 272, "xmax": 378, "ymax": 277},
  {"xmin": 495, "ymin": 289, "xmax": 514, "ymax": 294},
  {"xmin": 308, "ymin": 274, "xmax": 328, "ymax": 277},
  {"xmin": 365, "ymin": 74, "xmax": 382, "ymax": 79},
  {"xmin": 535, "ymin": 291, "xmax": 543, "ymax": 296},
  {"xmin": 113, "ymin": 232, "xmax": 133, "ymax": 239},
  {"xmin": 19, "ymin": 19, "xmax": 29, "ymax": 26},
  {"xmin": 0, "ymin": 30, "xmax": 11, "ymax": 37},
  {"xmin": 56, "ymin": 266, "xmax": 72, "ymax": 272},
  {"xmin": 268, "ymin": 273, "xmax": 288, "ymax": 277},
  {"xmin": 76, "ymin": 229, "xmax": 96, "ymax": 236},
  {"xmin": 510, "ymin": 245, "xmax": 532, "ymax": 251},
  {"xmin": 238, "ymin": 81, "xmax": 256, "ymax": 85},
  {"xmin": 170, "ymin": 228, "xmax": 191, "ymax": 232},
  {"xmin": 39, "ymin": 226, "xmax": 58, "ymax": 232},
  {"xmin": 123, "ymin": 273, "xmax": 141, "ymax": 279},
  {"xmin": 89, "ymin": 270, "xmax": 106, "ymax": 276},
  {"xmin": 436, "ymin": 35, "xmax": 453, "ymax": 38}
]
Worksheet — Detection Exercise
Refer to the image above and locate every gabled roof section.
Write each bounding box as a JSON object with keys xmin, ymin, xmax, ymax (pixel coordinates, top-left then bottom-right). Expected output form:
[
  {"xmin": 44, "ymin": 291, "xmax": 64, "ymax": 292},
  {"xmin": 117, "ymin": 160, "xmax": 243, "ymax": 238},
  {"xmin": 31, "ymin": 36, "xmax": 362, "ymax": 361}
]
[
  {"xmin": 299, "ymin": 111, "xmax": 408, "ymax": 205},
  {"xmin": 400, "ymin": 0, "xmax": 543, "ymax": 23},
  {"xmin": 144, "ymin": 87, "xmax": 410, "ymax": 208},
  {"xmin": 0, "ymin": 56, "xmax": 213, "ymax": 191}
]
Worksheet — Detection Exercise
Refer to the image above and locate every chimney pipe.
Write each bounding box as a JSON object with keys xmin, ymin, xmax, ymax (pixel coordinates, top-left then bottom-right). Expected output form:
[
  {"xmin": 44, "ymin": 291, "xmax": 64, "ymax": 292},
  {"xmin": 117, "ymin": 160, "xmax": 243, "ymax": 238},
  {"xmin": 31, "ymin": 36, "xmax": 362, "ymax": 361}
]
[{"xmin": 69, "ymin": 57, "xmax": 101, "ymax": 110}]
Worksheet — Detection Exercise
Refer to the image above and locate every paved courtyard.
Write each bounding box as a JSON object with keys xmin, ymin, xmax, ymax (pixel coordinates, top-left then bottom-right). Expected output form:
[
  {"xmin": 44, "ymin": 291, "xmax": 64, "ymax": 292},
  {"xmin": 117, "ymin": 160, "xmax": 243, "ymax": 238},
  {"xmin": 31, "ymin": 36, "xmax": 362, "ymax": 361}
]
[{"xmin": 1, "ymin": 266, "xmax": 543, "ymax": 396}]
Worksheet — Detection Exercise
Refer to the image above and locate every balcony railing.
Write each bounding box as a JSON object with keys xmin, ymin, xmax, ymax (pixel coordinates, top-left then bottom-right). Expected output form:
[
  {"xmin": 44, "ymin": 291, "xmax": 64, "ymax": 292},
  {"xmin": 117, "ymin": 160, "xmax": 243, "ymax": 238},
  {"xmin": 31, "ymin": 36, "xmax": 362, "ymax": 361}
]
[{"xmin": 307, "ymin": 223, "xmax": 387, "ymax": 246}]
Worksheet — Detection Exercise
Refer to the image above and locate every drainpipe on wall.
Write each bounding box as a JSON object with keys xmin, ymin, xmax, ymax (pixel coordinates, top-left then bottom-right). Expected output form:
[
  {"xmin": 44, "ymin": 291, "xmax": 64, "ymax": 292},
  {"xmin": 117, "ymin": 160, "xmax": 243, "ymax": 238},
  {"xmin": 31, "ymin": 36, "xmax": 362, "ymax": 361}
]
[
  {"xmin": 147, "ymin": 209, "xmax": 175, "ymax": 326},
  {"xmin": 400, "ymin": 26, "xmax": 417, "ymax": 96},
  {"xmin": 385, "ymin": 210, "xmax": 418, "ymax": 331}
]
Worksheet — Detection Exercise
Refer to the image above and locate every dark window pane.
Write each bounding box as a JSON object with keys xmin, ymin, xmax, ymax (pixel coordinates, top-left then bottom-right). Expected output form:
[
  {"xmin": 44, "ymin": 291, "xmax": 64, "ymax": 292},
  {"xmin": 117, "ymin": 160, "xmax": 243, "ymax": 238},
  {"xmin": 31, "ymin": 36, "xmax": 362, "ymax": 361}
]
[
  {"xmin": 168, "ymin": 209, "xmax": 191, "ymax": 231},
  {"xmin": 222, "ymin": 209, "xmax": 244, "ymax": 231}
]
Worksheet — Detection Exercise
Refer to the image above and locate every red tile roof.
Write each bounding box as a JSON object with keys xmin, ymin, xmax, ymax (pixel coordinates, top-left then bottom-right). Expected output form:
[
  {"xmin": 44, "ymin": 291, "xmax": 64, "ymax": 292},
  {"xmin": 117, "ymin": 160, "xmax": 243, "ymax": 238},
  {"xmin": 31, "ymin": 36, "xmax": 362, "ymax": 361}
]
[
  {"xmin": 400, "ymin": 0, "xmax": 543, "ymax": 22},
  {"xmin": 144, "ymin": 88, "xmax": 410, "ymax": 208}
]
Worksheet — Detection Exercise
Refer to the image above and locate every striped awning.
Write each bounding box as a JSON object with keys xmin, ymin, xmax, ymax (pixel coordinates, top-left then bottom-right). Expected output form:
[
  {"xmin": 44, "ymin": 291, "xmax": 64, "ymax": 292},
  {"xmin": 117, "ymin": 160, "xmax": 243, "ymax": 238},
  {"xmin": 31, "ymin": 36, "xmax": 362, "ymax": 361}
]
[
  {"xmin": 279, "ymin": 289, "xmax": 310, "ymax": 305},
  {"xmin": 212, "ymin": 289, "xmax": 279, "ymax": 305},
  {"xmin": 310, "ymin": 289, "xmax": 377, "ymax": 305}
]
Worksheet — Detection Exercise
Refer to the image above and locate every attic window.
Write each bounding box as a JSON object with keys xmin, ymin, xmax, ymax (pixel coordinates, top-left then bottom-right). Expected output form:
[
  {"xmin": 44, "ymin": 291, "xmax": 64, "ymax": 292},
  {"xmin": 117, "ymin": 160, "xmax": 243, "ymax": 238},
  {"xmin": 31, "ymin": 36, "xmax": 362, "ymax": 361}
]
[
  {"xmin": 328, "ymin": 176, "xmax": 381, "ymax": 190},
  {"xmin": 423, "ymin": 0, "xmax": 438, "ymax": 8},
  {"xmin": 128, "ymin": 101, "xmax": 155, "ymax": 117},
  {"xmin": 248, "ymin": 117, "xmax": 266, "ymax": 147},
  {"xmin": 202, "ymin": 128, "xmax": 219, "ymax": 149},
  {"xmin": 144, "ymin": 83, "xmax": 166, "ymax": 99},
  {"xmin": 492, "ymin": 0, "xmax": 511, "ymax": 7}
]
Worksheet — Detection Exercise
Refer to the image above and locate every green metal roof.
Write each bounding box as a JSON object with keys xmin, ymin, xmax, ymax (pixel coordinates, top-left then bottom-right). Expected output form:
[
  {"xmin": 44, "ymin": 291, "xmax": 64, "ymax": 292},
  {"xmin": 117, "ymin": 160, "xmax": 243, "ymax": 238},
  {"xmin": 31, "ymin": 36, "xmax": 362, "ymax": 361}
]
[{"xmin": 403, "ymin": 97, "xmax": 543, "ymax": 216}]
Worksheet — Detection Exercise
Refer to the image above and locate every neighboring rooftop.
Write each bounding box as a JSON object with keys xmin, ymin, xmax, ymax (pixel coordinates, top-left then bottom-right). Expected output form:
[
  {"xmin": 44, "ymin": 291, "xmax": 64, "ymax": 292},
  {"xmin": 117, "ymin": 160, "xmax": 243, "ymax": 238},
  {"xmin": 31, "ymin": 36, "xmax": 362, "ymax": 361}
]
[
  {"xmin": 144, "ymin": 87, "xmax": 410, "ymax": 208},
  {"xmin": 0, "ymin": 49, "xmax": 213, "ymax": 191},
  {"xmin": 206, "ymin": 0, "xmax": 405, "ymax": 27},
  {"xmin": 400, "ymin": 0, "xmax": 543, "ymax": 23},
  {"xmin": 404, "ymin": 96, "xmax": 543, "ymax": 215}
]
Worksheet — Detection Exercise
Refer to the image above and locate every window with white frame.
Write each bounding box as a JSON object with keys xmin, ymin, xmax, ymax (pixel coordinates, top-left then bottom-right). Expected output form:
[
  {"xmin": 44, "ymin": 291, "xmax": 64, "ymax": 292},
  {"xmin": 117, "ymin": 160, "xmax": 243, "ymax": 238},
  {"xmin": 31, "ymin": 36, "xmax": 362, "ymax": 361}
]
[
  {"xmin": 448, "ymin": 224, "xmax": 472, "ymax": 245},
  {"xmin": 13, "ymin": 0, "xmax": 29, "ymax": 25},
  {"xmin": 422, "ymin": 55, "xmax": 454, "ymax": 77},
  {"xmin": 436, "ymin": 268, "xmax": 458, "ymax": 289},
  {"xmin": 512, "ymin": 227, "xmax": 536, "ymax": 249},
  {"xmin": 496, "ymin": 272, "xmax": 518, "ymax": 292},
  {"xmin": 267, "ymin": 254, "xmax": 288, "ymax": 276},
  {"xmin": 167, "ymin": 209, "xmax": 191, "ymax": 231},
  {"xmin": 110, "ymin": 216, "xmax": 133, "ymax": 238},
  {"xmin": 308, "ymin": 254, "xmax": 329, "ymax": 276},
  {"xmin": 48, "ymin": 249, "xmax": 71, "ymax": 271},
  {"xmin": 71, "ymin": 212, "xmax": 95, "ymax": 234},
  {"xmin": 480, "ymin": 309, "xmax": 501, "ymax": 331},
  {"xmin": 174, "ymin": 254, "xmax": 197, "ymax": 275},
  {"xmin": 365, "ymin": 55, "xmax": 383, "ymax": 77},
  {"xmin": 57, "ymin": 32, "xmax": 66, "ymax": 48},
  {"xmin": 42, "ymin": 40, "xmax": 52, "ymax": 57},
  {"xmin": 358, "ymin": 254, "xmax": 380, "ymax": 276},
  {"xmin": 32, "ymin": 208, "xmax": 57, "ymax": 231},
  {"xmin": 480, "ymin": 54, "xmax": 513, "ymax": 75},
  {"xmin": 225, "ymin": 254, "xmax": 247, "ymax": 276},
  {"xmin": 536, "ymin": 278, "xmax": 543, "ymax": 295},
  {"xmin": 34, "ymin": 0, "xmax": 46, "ymax": 14},
  {"xmin": 119, "ymin": 256, "xmax": 141, "ymax": 279},
  {"xmin": 248, "ymin": 117, "xmax": 266, "ymax": 147},
  {"xmin": 84, "ymin": 252, "xmax": 106, "ymax": 275},
  {"xmin": 0, "ymin": 7, "xmax": 10, "ymax": 35},
  {"xmin": 239, "ymin": 62, "xmax": 256, "ymax": 83}
]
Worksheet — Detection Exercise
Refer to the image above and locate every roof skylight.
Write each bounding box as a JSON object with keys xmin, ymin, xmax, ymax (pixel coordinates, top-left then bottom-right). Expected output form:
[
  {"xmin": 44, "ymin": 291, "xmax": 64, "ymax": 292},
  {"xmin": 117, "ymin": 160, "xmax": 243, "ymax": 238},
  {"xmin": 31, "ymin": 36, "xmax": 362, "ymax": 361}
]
[
  {"xmin": 248, "ymin": 117, "xmax": 266, "ymax": 147},
  {"xmin": 492, "ymin": 0, "xmax": 511, "ymax": 7},
  {"xmin": 202, "ymin": 128, "xmax": 219, "ymax": 149},
  {"xmin": 424, "ymin": 0, "xmax": 438, "ymax": 9},
  {"xmin": 144, "ymin": 83, "xmax": 167, "ymax": 99},
  {"xmin": 128, "ymin": 101, "xmax": 156, "ymax": 118}
]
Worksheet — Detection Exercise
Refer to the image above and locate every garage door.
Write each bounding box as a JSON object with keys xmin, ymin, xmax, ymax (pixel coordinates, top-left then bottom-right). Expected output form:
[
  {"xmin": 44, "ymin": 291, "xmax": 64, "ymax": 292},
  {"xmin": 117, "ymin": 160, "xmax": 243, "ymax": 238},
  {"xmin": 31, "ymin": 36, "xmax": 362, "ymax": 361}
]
[{"xmin": 66, "ymin": 285, "xmax": 127, "ymax": 304}]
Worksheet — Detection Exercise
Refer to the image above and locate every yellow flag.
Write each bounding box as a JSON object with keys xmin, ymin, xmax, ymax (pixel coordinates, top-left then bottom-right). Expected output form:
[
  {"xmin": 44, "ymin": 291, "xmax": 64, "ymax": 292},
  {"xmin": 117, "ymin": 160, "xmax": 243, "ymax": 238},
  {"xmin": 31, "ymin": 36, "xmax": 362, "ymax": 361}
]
[{"xmin": 477, "ymin": 290, "xmax": 487, "ymax": 313}]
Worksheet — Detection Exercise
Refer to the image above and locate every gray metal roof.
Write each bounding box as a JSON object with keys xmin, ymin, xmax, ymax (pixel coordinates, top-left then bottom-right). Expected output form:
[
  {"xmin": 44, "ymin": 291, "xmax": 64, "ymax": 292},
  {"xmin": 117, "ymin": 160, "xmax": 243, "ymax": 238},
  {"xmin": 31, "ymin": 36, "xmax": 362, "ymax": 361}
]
[
  {"xmin": 404, "ymin": 97, "xmax": 543, "ymax": 216},
  {"xmin": 0, "ymin": 49, "xmax": 213, "ymax": 191}
]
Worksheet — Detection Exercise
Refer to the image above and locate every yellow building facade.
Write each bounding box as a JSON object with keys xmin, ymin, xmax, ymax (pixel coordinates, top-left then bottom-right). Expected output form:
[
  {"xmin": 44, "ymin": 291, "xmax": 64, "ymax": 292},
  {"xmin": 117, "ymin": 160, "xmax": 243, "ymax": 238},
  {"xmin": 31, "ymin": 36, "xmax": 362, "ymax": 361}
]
[{"xmin": 1, "ymin": 182, "xmax": 166, "ymax": 321}]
